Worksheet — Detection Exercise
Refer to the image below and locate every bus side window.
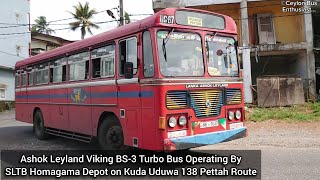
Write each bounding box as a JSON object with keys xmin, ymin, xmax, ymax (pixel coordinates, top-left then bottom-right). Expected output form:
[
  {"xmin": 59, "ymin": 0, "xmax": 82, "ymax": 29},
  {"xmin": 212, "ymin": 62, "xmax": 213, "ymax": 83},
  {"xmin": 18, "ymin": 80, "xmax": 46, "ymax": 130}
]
[
  {"xmin": 21, "ymin": 69, "xmax": 27, "ymax": 86},
  {"xmin": 68, "ymin": 52, "xmax": 89, "ymax": 81},
  {"xmin": 119, "ymin": 37, "xmax": 137, "ymax": 75},
  {"xmin": 92, "ymin": 44, "xmax": 115, "ymax": 78},
  {"xmin": 50, "ymin": 58, "xmax": 67, "ymax": 83},
  {"xmin": 27, "ymin": 67, "xmax": 33, "ymax": 86},
  {"xmin": 143, "ymin": 31, "xmax": 154, "ymax": 78},
  {"xmin": 34, "ymin": 62, "xmax": 49, "ymax": 85},
  {"xmin": 15, "ymin": 70, "xmax": 21, "ymax": 87}
]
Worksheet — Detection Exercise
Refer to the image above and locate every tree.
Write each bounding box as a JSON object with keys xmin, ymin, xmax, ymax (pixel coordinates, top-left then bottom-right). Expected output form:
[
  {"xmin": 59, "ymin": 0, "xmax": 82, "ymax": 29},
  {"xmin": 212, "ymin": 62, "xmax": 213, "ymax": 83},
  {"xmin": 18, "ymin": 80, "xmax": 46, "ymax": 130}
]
[
  {"xmin": 32, "ymin": 16, "xmax": 55, "ymax": 34},
  {"xmin": 69, "ymin": 2, "xmax": 100, "ymax": 40},
  {"xmin": 124, "ymin": 12, "xmax": 131, "ymax": 25}
]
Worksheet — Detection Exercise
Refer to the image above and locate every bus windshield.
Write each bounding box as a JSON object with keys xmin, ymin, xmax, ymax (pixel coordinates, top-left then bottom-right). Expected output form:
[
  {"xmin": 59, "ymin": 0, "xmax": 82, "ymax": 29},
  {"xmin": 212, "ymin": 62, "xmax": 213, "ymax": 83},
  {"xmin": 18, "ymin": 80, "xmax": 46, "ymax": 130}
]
[
  {"xmin": 157, "ymin": 31, "xmax": 204, "ymax": 77},
  {"xmin": 205, "ymin": 35, "xmax": 239, "ymax": 76}
]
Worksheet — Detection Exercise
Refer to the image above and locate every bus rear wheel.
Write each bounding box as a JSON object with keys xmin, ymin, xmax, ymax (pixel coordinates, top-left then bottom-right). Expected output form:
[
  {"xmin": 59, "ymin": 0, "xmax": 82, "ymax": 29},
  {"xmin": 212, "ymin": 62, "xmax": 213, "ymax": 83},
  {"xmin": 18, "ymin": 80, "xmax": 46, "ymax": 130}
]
[
  {"xmin": 33, "ymin": 110, "xmax": 48, "ymax": 140},
  {"xmin": 98, "ymin": 116, "xmax": 124, "ymax": 150}
]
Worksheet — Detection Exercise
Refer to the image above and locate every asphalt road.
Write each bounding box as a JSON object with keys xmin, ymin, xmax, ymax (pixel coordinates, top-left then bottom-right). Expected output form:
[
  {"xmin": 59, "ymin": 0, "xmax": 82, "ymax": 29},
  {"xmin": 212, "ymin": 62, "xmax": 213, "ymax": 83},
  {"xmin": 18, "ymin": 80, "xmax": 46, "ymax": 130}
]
[{"xmin": 0, "ymin": 109, "xmax": 320, "ymax": 179}]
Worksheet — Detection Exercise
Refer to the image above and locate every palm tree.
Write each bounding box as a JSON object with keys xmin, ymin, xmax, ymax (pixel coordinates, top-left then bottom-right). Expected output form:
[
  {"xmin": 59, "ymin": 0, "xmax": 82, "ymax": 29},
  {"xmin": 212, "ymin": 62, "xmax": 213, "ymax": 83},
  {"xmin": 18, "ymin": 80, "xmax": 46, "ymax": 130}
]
[
  {"xmin": 69, "ymin": 2, "xmax": 100, "ymax": 39},
  {"xmin": 32, "ymin": 16, "xmax": 55, "ymax": 34}
]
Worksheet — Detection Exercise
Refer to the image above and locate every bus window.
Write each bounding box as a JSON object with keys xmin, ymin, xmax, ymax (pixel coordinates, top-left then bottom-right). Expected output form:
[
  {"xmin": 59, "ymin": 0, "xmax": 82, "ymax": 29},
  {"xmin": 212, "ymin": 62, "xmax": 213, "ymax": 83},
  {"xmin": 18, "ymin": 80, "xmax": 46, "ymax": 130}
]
[
  {"xmin": 143, "ymin": 31, "xmax": 154, "ymax": 78},
  {"xmin": 205, "ymin": 36, "xmax": 238, "ymax": 76},
  {"xmin": 27, "ymin": 67, "xmax": 34, "ymax": 86},
  {"xmin": 92, "ymin": 45, "xmax": 115, "ymax": 78},
  {"xmin": 34, "ymin": 62, "xmax": 49, "ymax": 85},
  {"xmin": 15, "ymin": 70, "xmax": 21, "ymax": 87},
  {"xmin": 50, "ymin": 58, "xmax": 67, "ymax": 83},
  {"xmin": 21, "ymin": 69, "xmax": 27, "ymax": 86},
  {"xmin": 119, "ymin": 37, "xmax": 137, "ymax": 75},
  {"xmin": 157, "ymin": 31, "xmax": 204, "ymax": 77},
  {"xmin": 68, "ymin": 52, "xmax": 89, "ymax": 81}
]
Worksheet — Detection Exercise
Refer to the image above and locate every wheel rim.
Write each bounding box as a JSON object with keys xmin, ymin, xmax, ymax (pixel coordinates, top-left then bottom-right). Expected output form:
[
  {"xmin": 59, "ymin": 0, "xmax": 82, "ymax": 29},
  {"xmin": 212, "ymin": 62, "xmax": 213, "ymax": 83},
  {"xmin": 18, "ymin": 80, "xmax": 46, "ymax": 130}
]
[{"xmin": 106, "ymin": 126, "xmax": 123, "ymax": 148}]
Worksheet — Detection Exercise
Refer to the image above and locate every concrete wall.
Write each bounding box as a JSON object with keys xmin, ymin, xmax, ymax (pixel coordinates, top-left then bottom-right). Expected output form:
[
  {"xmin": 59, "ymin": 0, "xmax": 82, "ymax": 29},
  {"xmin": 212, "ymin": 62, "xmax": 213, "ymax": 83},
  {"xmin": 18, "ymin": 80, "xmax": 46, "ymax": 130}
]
[
  {"xmin": 247, "ymin": 1, "xmax": 305, "ymax": 44},
  {"xmin": 0, "ymin": 68, "xmax": 15, "ymax": 101},
  {"xmin": 0, "ymin": 0, "xmax": 30, "ymax": 101},
  {"xmin": 189, "ymin": 1, "xmax": 305, "ymax": 45},
  {"xmin": 0, "ymin": 0, "xmax": 30, "ymax": 68}
]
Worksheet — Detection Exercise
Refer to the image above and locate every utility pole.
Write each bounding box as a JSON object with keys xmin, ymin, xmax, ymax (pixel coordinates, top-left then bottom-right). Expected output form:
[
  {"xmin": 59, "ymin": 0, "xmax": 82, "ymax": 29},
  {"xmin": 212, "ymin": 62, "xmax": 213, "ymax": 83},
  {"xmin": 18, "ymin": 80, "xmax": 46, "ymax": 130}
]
[
  {"xmin": 240, "ymin": 0, "xmax": 253, "ymax": 103},
  {"xmin": 119, "ymin": 0, "xmax": 124, "ymax": 26}
]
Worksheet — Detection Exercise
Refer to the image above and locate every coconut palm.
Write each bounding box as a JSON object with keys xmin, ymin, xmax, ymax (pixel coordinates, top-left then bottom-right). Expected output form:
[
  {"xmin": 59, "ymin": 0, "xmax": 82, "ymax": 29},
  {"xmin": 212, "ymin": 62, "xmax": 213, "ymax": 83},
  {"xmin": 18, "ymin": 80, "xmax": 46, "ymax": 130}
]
[
  {"xmin": 32, "ymin": 16, "xmax": 55, "ymax": 34},
  {"xmin": 69, "ymin": 2, "xmax": 100, "ymax": 39}
]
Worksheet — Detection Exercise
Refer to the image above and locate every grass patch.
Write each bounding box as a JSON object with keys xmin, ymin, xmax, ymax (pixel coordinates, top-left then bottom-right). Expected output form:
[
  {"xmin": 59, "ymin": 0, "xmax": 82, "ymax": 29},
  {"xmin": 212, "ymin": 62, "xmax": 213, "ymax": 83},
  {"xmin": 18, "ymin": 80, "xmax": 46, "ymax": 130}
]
[{"xmin": 247, "ymin": 102, "xmax": 320, "ymax": 122}]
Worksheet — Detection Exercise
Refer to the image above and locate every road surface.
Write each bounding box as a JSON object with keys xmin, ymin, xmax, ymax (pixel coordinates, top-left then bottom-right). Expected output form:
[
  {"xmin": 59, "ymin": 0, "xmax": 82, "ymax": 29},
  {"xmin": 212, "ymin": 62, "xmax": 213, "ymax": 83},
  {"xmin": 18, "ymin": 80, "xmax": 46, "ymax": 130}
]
[{"xmin": 0, "ymin": 109, "xmax": 319, "ymax": 179}]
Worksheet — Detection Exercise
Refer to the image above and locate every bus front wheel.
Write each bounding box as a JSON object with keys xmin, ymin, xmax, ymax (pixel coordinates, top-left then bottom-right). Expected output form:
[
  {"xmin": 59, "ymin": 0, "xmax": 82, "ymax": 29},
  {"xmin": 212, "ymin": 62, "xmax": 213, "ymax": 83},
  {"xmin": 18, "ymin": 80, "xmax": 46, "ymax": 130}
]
[
  {"xmin": 33, "ymin": 110, "xmax": 48, "ymax": 140},
  {"xmin": 98, "ymin": 116, "xmax": 124, "ymax": 150}
]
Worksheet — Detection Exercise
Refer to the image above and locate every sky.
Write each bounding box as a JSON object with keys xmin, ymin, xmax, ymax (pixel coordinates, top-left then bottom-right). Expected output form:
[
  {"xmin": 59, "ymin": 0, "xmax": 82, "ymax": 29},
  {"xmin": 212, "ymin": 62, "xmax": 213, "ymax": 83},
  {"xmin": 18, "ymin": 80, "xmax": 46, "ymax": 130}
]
[{"xmin": 30, "ymin": 0, "xmax": 154, "ymax": 41}]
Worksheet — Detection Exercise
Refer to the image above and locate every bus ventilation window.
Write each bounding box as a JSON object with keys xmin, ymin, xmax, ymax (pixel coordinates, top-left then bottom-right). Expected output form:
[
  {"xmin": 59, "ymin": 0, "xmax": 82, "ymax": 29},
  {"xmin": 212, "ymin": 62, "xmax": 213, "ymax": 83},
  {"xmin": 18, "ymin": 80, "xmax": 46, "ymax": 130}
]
[
  {"xmin": 119, "ymin": 41, "xmax": 127, "ymax": 75},
  {"xmin": 92, "ymin": 58, "xmax": 101, "ymax": 78}
]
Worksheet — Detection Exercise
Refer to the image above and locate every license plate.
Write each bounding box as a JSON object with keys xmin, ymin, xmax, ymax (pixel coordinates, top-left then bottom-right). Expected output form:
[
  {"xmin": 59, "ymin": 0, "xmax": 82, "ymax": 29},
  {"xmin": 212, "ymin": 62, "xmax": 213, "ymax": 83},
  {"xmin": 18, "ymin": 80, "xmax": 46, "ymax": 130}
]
[
  {"xmin": 167, "ymin": 130, "xmax": 187, "ymax": 138},
  {"xmin": 229, "ymin": 122, "xmax": 244, "ymax": 130},
  {"xmin": 200, "ymin": 120, "xmax": 219, "ymax": 128}
]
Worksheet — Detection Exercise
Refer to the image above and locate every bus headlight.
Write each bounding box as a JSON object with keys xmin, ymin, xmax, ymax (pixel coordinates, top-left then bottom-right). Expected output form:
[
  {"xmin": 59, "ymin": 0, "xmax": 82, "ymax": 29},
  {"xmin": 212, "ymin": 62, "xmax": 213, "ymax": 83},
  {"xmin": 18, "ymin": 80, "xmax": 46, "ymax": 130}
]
[
  {"xmin": 228, "ymin": 111, "xmax": 235, "ymax": 120},
  {"xmin": 178, "ymin": 116, "xmax": 187, "ymax": 126},
  {"xmin": 235, "ymin": 110, "xmax": 241, "ymax": 120},
  {"xmin": 168, "ymin": 117, "xmax": 177, "ymax": 128}
]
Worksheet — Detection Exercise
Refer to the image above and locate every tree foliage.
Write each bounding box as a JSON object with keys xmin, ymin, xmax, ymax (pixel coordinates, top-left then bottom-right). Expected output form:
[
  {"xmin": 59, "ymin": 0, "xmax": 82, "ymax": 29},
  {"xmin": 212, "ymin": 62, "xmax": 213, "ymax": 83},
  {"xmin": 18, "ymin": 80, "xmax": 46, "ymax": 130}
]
[
  {"xmin": 69, "ymin": 2, "xmax": 100, "ymax": 39},
  {"xmin": 32, "ymin": 16, "xmax": 55, "ymax": 34}
]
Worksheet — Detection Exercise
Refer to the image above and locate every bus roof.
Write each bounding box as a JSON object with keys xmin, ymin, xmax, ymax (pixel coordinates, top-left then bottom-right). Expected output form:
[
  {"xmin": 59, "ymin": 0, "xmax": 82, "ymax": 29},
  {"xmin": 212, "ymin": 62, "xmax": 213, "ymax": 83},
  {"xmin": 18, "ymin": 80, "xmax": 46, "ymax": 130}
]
[{"xmin": 16, "ymin": 8, "xmax": 237, "ymax": 68}]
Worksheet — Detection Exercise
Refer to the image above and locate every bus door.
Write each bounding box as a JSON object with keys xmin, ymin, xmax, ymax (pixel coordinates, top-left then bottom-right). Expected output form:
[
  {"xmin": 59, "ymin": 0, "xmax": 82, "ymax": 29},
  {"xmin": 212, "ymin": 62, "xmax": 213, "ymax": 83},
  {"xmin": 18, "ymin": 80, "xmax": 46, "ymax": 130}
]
[{"xmin": 117, "ymin": 36, "xmax": 142, "ymax": 147}]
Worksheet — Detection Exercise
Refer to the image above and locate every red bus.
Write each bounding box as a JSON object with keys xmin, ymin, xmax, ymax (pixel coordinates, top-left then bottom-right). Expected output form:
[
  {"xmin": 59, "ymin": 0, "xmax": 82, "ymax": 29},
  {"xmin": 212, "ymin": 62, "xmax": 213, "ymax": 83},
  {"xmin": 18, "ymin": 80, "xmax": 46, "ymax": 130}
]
[{"xmin": 15, "ymin": 8, "xmax": 246, "ymax": 151}]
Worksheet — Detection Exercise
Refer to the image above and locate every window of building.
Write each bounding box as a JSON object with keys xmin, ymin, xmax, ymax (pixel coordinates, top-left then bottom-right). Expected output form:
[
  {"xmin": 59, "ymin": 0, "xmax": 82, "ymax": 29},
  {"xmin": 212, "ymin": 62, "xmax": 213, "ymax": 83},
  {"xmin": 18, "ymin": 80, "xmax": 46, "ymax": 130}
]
[
  {"xmin": 15, "ymin": 70, "xmax": 21, "ymax": 87},
  {"xmin": 119, "ymin": 37, "xmax": 137, "ymax": 75},
  {"xmin": 257, "ymin": 13, "xmax": 275, "ymax": 44},
  {"xmin": 68, "ymin": 52, "xmax": 89, "ymax": 81},
  {"xmin": 143, "ymin": 31, "xmax": 154, "ymax": 77},
  {"xmin": 34, "ymin": 62, "xmax": 49, "ymax": 85},
  {"xmin": 50, "ymin": 58, "xmax": 67, "ymax": 83},
  {"xmin": 21, "ymin": 69, "xmax": 27, "ymax": 86},
  {"xmin": 92, "ymin": 45, "xmax": 115, "ymax": 78},
  {"xmin": 27, "ymin": 67, "xmax": 33, "ymax": 86},
  {"xmin": 0, "ymin": 88, "xmax": 5, "ymax": 99}
]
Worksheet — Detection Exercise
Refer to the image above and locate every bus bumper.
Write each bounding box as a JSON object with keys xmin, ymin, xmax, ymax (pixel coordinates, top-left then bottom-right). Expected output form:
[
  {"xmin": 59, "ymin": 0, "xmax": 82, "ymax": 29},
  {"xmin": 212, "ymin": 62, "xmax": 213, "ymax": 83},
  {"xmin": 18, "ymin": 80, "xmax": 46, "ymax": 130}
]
[{"xmin": 164, "ymin": 127, "xmax": 247, "ymax": 150}]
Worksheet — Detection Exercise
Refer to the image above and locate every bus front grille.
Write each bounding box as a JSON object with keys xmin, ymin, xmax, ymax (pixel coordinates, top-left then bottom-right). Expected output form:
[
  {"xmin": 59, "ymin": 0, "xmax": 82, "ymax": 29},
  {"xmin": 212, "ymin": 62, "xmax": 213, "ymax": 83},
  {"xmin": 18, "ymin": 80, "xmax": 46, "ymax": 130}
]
[
  {"xmin": 190, "ymin": 90, "xmax": 224, "ymax": 118},
  {"xmin": 226, "ymin": 89, "xmax": 242, "ymax": 104},
  {"xmin": 166, "ymin": 91, "xmax": 188, "ymax": 109}
]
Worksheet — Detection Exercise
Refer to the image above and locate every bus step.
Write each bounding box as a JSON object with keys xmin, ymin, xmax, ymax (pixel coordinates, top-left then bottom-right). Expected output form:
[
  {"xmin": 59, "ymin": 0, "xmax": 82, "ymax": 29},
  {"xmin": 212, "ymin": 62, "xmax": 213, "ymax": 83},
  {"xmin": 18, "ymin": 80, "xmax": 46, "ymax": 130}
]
[{"xmin": 46, "ymin": 128, "xmax": 92, "ymax": 143}]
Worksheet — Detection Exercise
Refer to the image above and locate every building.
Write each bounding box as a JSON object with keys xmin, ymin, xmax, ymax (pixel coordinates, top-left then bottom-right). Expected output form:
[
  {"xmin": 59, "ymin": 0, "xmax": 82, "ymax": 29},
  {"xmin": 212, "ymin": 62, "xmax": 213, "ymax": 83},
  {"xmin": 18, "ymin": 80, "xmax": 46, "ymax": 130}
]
[
  {"xmin": 31, "ymin": 32, "xmax": 74, "ymax": 56},
  {"xmin": 153, "ymin": 0, "xmax": 317, "ymax": 103},
  {"xmin": 0, "ymin": 0, "xmax": 30, "ymax": 101}
]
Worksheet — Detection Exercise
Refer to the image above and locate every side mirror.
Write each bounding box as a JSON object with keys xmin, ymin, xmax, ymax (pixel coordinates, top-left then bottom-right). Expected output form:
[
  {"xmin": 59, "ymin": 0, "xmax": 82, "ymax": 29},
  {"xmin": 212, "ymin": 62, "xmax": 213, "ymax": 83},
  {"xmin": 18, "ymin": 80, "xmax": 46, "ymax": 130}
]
[{"xmin": 124, "ymin": 62, "xmax": 133, "ymax": 79}]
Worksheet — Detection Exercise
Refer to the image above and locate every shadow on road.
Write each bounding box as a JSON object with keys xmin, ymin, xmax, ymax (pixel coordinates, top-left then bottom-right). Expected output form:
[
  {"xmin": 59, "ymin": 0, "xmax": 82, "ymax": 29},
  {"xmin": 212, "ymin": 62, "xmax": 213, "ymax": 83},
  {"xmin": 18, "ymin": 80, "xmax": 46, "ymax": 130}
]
[{"xmin": 0, "ymin": 126, "xmax": 100, "ymax": 150}]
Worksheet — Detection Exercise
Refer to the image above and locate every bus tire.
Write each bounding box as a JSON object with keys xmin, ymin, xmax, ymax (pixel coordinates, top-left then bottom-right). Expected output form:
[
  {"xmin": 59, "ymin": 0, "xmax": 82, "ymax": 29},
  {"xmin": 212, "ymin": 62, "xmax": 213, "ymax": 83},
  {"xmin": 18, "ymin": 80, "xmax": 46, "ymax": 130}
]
[
  {"xmin": 98, "ymin": 116, "xmax": 124, "ymax": 150},
  {"xmin": 33, "ymin": 110, "xmax": 48, "ymax": 140}
]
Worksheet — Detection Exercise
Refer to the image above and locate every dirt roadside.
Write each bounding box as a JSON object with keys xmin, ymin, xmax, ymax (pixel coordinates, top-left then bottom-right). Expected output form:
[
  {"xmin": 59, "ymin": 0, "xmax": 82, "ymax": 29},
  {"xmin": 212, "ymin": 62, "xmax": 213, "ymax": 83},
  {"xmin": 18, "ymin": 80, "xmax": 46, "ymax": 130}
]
[{"xmin": 212, "ymin": 120, "xmax": 320, "ymax": 149}]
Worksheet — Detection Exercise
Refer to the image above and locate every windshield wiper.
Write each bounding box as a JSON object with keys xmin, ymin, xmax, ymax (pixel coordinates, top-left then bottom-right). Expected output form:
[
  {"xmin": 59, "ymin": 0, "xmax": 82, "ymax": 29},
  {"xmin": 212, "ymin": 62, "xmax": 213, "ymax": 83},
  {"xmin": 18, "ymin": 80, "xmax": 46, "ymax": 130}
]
[
  {"xmin": 205, "ymin": 32, "xmax": 218, "ymax": 62},
  {"xmin": 162, "ymin": 28, "xmax": 174, "ymax": 62}
]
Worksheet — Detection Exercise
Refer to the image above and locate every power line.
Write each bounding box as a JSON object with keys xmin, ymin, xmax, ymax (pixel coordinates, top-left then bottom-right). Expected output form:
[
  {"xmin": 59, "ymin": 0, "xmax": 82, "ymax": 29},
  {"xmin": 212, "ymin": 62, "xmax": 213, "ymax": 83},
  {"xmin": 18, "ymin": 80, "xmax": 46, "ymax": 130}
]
[
  {"xmin": 0, "ymin": 8, "xmax": 118, "ymax": 27},
  {"xmin": 0, "ymin": 19, "xmax": 119, "ymax": 36},
  {"xmin": 0, "ymin": 50, "xmax": 27, "ymax": 59}
]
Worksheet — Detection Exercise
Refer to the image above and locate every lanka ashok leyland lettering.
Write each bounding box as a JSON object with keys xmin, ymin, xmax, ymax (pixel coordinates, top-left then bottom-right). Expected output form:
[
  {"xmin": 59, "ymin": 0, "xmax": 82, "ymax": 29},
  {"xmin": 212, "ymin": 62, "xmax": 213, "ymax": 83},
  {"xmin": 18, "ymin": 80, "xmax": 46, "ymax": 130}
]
[{"xmin": 15, "ymin": 8, "xmax": 247, "ymax": 150}]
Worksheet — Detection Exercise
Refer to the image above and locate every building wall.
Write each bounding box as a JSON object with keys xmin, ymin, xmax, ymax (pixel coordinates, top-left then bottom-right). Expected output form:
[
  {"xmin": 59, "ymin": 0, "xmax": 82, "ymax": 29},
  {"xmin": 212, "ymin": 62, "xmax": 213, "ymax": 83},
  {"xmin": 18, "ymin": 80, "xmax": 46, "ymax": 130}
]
[
  {"xmin": 247, "ymin": 1, "xmax": 305, "ymax": 44},
  {"xmin": 31, "ymin": 41, "xmax": 56, "ymax": 51},
  {"xmin": 191, "ymin": 1, "xmax": 305, "ymax": 45},
  {"xmin": 0, "ymin": 0, "xmax": 30, "ymax": 101},
  {"xmin": 0, "ymin": 69, "xmax": 15, "ymax": 101}
]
